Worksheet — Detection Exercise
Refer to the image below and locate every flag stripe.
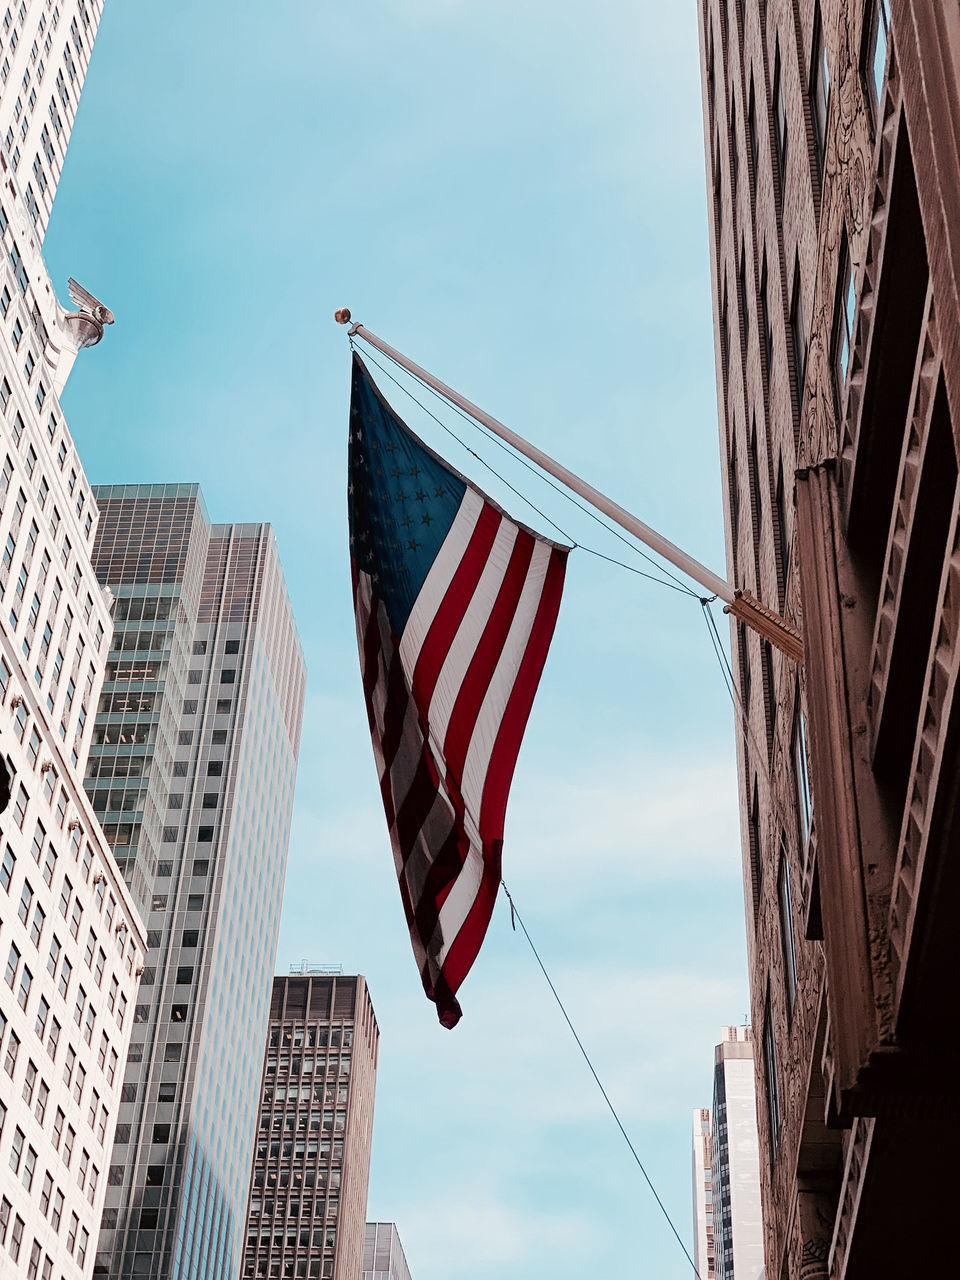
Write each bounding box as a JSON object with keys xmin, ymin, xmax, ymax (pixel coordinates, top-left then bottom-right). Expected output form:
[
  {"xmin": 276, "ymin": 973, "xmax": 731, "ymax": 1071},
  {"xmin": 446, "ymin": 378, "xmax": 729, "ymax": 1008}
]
[
  {"xmin": 399, "ymin": 487, "xmax": 486, "ymax": 682},
  {"xmin": 459, "ymin": 538, "xmax": 555, "ymax": 829},
  {"xmin": 480, "ymin": 546, "xmax": 567, "ymax": 839},
  {"xmin": 442, "ymin": 528, "xmax": 535, "ymax": 785},
  {"xmin": 423, "ymin": 516, "xmax": 519, "ymax": 760},
  {"xmin": 409, "ymin": 501, "xmax": 501, "ymax": 714}
]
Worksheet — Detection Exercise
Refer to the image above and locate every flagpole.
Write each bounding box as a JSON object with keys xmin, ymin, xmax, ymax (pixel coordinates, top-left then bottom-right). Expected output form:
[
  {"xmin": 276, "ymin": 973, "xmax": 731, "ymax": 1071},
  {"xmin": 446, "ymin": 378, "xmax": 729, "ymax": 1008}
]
[{"xmin": 336, "ymin": 311, "xmax": 803, "ymax": 665}]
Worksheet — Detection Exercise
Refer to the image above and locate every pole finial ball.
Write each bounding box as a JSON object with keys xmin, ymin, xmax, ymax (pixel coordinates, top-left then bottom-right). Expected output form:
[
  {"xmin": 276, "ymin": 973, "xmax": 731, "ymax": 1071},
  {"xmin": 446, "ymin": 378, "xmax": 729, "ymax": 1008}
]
[{"xmin": 334, "ymin": 308, "xmax": 352, "ymax": 325}]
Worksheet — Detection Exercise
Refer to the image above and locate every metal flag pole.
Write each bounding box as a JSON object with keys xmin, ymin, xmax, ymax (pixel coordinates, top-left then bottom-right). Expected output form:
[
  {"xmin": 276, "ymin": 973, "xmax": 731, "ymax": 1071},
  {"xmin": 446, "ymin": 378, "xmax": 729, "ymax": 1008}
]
[{"xmin": 335, "ymin": 310, "xmax": 803, "ymax": 665}]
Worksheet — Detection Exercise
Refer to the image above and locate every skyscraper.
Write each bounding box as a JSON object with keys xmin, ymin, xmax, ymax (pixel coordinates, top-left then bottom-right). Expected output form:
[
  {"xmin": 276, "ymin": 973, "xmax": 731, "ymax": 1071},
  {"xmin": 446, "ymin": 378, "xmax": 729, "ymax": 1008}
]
[
  {"xmin": 692, "ymin": 1029, "xmax": 763, "ymax": 1280},
  {"xmin": 241, "ymin": 969, "xmax": 379, "ymax": 1280},
  {"xmin": 698, "ymin": 1, "xmax": 959, "ymax": 1274},
  {"xmin": 2, "ymin": 3, "xmax": 148, "ymax": 1277},
  {"xmin": 86, "ymin": 485, "xmax": 305, "ymax": 1280},
  {"xmin": 1, "ymin": 0, "xmax": 103, "ymax": 243},
  {"xmin": 363, "ymin": 1222, "xmax": 413, "ymax": 1280},
  {"xmin": 691, "ymin": 1108, "xmax": 715, "ymax": 1280}
]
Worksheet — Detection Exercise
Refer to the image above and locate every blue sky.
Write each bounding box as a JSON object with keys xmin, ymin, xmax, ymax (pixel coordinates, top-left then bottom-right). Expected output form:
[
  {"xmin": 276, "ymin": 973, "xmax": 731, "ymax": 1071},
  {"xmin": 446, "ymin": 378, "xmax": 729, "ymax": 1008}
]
[{"xmin": 45, "ymin": 2, "xmax": 750, "ymax": 1276}]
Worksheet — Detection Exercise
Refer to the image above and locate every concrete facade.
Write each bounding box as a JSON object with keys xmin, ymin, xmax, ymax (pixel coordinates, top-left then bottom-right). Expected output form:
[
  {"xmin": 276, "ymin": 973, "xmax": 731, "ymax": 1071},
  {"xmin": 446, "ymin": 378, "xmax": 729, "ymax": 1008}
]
[
  {"xmin": 363, "ymin": 1222, "xmax": 412, "ymax": 1280},
  {"xmin": 88, "ymin": 486, "xmax": 306, "ymax": 1280},
  {"xmin": 241, "ymin": 972, "xmax": 379, "ymax": 1280},
  {"xmin": 1, "ymin": 4, "xmax": 147, "ymax": 1277},
  {"xmin": 697, "ymin": 1, "xmax": 960, "ymax": 1275}
]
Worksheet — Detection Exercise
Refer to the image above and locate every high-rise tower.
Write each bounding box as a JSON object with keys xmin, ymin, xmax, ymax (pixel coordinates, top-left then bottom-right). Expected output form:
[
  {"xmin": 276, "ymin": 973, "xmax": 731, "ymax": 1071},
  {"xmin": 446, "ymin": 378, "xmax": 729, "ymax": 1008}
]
[
  {"xmin": 363, "ymin": 1222, "xmax": 412, "ymax": 1280},
  {"xmin": 2, "ymin": 4, "xmax": 147, "ymax": 1278},
  {"xmin": 86, "ymin": 485, "xmax": 306, "ymax": 1280},
  {"xmin": 1, "ymin": 0, "xmax": 104, "ymax": 243},
  {"xmin": 241, "ymin": 969, "xmax": 379, "ymax": 1280},
  {"xmin": 697, "ymin": 1, "xmax": 960, "ymax": 1274}
]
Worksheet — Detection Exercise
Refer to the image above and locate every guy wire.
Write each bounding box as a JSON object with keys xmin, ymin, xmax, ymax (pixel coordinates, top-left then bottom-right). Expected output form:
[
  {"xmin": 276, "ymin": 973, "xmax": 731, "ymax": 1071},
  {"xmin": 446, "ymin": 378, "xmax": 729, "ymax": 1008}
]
[
  {"xmin": 355, "ymin": 339, "xmax": 701, "ymax": 600},
  {"xmin": 355, "ymin": 343, "xmax": 699, "ymax": 599},
  {"xmin": 500, "ymin": 881, "xmax": 704, "ymax": 1280}
]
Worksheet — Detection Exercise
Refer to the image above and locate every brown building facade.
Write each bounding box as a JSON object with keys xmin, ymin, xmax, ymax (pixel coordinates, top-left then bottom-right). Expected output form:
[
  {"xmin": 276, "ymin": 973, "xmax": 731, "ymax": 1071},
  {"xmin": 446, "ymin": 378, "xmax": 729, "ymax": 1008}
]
[
  {"xmin": 697, "ymin": 2, "xmax": 958, "ymax": 1276},
  {"xmin": 241, "ymin": 971, "xmax": 379, "ymax": 1280}
]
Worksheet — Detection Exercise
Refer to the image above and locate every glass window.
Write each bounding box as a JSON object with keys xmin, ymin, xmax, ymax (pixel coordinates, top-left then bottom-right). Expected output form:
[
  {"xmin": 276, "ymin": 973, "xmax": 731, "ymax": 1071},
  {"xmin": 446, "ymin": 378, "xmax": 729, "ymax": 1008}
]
[
  {"xmin": 833, "ymin": 234, "xmax": 856, "ymax": 389},
  {"xmin": 778, "ymin": 847, "xmax": 798, "ymax": 1013}
]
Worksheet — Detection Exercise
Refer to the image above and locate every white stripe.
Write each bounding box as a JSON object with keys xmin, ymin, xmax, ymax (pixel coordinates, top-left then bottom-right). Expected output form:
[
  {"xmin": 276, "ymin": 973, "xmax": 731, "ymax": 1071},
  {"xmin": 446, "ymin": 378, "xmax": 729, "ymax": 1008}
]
[
  {"xmin": 435, "ymin": 838, "xmax": 485, "ymax": 968},
  {"xmin": 398, "ymin": 487, "xmax": 486, "ymax": 684},
  {"xmin": 459, "ymin": 539, "xmax": 553, "ymax": 823},
  {"xmin": 426, "ymin": 518, "xmax": 519, "ymax": 761}
]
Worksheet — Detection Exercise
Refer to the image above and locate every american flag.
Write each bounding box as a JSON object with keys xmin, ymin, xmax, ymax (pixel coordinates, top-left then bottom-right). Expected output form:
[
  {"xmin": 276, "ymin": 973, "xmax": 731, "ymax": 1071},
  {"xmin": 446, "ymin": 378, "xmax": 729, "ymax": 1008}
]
[{"xmin": 348, "ymin": 354, "xmax": 568, "ymax": 1027}]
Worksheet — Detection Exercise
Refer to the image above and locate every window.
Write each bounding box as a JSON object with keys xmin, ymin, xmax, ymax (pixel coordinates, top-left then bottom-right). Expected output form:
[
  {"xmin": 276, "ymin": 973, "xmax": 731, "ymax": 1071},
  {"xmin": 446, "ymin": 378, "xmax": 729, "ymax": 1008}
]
[
  {"xmin": 810, "ymin": 4, "xmax": 830, "ymax": 180},
  {"xmin": 775, "ymin": 458, "xmax": 789, "ymax": 586},
  {"xmin": 789, "ymin": 254, "xmax": 807, "ymax": 409},
  {"xmin": 763, "ymin": 996, "xmax": 782, "ymax": 1153},
  {"xmin": 0, "ymin": 846, "xmax": 13, "ymax": 892},
  {"xmin": 864, "ymin": 0, "xmax": 891, "ymax": 116},
  {"xmin": 793, "ymin": 704, "xmax": 814, "ymax": 848},
  {"xmin": 5, "ymin": 942, "xmax": 20, "ymax": 988},
  {"xmin": 778, "ymin": 846, "xmax": 798, "ymax": 1013},
  {"xmin": 759, "ymin": 251, "xmax": 772, "ymax": 384},
  {"xmin": 773, "ymin": 38, "xmax": 788, "ymax": 197},
  {"xmin": 833, "ymin": 234, "xmax": 856, "ymax": 390},
  {"xmin": 225, "ymin": 639, "xmax": 240, "ymax": 654}
]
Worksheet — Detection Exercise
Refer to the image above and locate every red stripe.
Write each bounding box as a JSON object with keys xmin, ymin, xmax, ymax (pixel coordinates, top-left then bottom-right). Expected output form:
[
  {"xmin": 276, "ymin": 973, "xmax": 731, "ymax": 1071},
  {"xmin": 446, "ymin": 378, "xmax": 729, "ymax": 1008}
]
[
  {"xmin": 411, "ymin": 502, "xmax": 501, "ymax": 711},
  {"xmin": 442, "ymin": 529, "xmax": 535, "ymax": 783},
  {"xmin": 437, "ymin": 838, "xmax": 503, "ymax": 998},
  {"xmin": 479, "ymin": 546, "xmax": 567, "ymax": 841}
]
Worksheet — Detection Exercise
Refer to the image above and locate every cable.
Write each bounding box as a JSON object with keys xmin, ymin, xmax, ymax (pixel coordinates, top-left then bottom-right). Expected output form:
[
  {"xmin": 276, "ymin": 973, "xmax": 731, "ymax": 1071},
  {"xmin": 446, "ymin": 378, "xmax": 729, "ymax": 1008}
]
[
  {"xmin": 500, "ymin": 882, "xmax": 704, "ymax": 1280},
  {"xmin": 353, "ymin": 337, "xmax": 701, "ymax": 599}
]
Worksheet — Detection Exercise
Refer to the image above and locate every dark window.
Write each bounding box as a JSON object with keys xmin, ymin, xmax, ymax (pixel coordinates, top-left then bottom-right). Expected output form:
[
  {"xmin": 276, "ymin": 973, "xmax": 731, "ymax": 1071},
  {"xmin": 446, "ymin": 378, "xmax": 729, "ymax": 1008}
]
[
  {"xmin": 793, "ymin": 704, "xmax": 814, "ymax": 848},
  {"xmin": 201, "ymin": 794, "xmax": 218, "ymax": 809},
  {"xmin": 763, "ymin": 996, "xmax": 781, "ymax": 1153},
  {"xmin": 759, "ymin": 251, "xmax": 772, "ymax": 384},
  {"xmin": 789, "ymin": 255, "xmax": 807, "ymax": 409},
  {"xmin": 738, "ymin": 242, "xmax": 749, "ymax": 348},
  {"xmin": 151, "ymin": 1125, "xmax": 170, "ymax": 1144},
  {"xmin": 775, "ymin": 458, "xmax": 789, "ymax": 586},
  {"xmin": 175, "ymin": 967, "xmax": 193, "ymax": 985},
  {"xmin": 211, "ymin": 730, "xmax": 227, "ymax": 745},
  {"xmin": 219, "ymin": 669, "xmax": 235, "ymax": 684},
  {"xmin": 206, "ymin": 761, "xmax": 222, "ymax": 777},
  {"xmin": 216, "ymin": 699, "xmax": 231, "ymax": 714},
  {"xmin": 170, "ymin": 1005, "xmax": 187, "ymax": 1023},
  {"xmin": 158, "ymin": 1084, "xmax": 175, "ymax": 1102},
  {"xmin": 863, "ymin": 0, "xmax": 891, "ymax": 118},
  {"xmin": 145, "ymin": 1166, "xmax": 164, "ymax": 1186},
  {"xmin": 773, "ymin": 39, "xmax": 788, "ymax": 198},
  {"xmin": 224, "ymin": 640, "xmax": 240, "ymax": 654},
  {"xmin": 192, "ymin": 861, "xmax": 209, "ymax": 877},
  {"xmin": 181, "ymin": 930, "xmax": 198, "ymax": 948},
  {"xmin": 778, "ymin": 847, "xmax": 798, "ymax": 1013},
  {"xmin": 810, "ymin": 3, "xmax": 830, "ymax": 181},
  {"xmin": 833, "ymin": 234, "xmax": 856, "ymax": 390},
  {"xmin": 197, "ymin": 828, "xmax": 213, "ymax": 843}
]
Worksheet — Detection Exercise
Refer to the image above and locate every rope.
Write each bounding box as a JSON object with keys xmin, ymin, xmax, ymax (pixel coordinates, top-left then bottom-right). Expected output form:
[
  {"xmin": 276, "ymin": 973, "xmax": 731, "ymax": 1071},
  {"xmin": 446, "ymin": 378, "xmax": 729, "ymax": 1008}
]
[
  {"xmin": 352, "ymin": 338, "xmax": 701, "ymax": 600},
  {"xmin": 500, "ymin": 881, "xmax": 704, "ymax": 1280}
]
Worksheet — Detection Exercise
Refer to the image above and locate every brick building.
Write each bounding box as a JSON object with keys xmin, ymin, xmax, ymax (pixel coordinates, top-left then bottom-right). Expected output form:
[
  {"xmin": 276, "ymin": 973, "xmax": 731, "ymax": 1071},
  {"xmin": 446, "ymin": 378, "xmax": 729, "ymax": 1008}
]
[{"xmin": 696, "ymin": 1, "xmax": 958, "ymax": 1275}]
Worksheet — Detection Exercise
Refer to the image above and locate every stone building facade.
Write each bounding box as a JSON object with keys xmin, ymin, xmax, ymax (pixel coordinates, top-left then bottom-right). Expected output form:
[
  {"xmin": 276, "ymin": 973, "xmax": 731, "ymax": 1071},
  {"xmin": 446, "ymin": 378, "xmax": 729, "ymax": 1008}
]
[{"xmin": 697, "ymin": 1, "xmax": 958, "ymax": 1275}]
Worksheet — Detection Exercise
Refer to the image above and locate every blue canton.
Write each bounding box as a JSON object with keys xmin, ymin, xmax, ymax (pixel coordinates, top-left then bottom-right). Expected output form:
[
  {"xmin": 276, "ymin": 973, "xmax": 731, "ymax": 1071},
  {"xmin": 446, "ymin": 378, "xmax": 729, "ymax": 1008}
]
[{"xmin": 349, "ymin": 355, "xmax": 467, "ymax": 637}]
